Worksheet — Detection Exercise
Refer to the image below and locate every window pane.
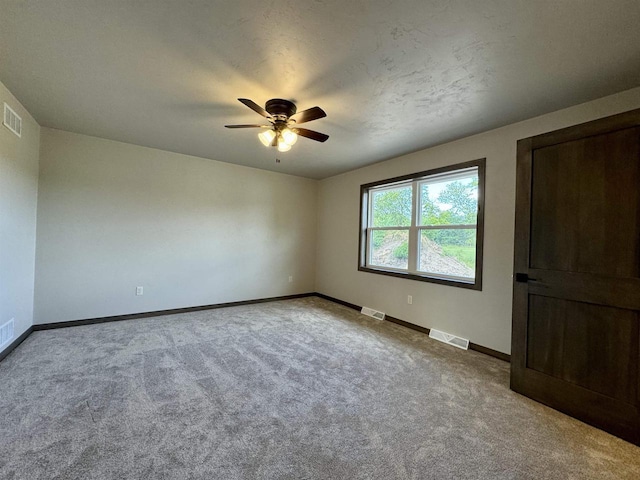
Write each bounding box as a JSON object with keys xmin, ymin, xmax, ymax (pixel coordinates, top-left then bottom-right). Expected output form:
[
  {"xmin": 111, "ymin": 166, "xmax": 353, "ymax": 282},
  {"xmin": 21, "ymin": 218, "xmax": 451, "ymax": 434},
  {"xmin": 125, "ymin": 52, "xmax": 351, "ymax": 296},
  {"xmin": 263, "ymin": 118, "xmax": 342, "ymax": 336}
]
[
  {"xmin": 419, "ymin": 229, "xmax": 476, "ymax": 278},
  {"xmin": 371, "ymin": 186, "xmax": 412, "ymax": 227},
  {"xmin": 369, "ymin": 230, "xmax": 409, "ymax": 270},
  {"xmin": 420, "ymin": 176, "xmax": 478, "ymax": 226}
]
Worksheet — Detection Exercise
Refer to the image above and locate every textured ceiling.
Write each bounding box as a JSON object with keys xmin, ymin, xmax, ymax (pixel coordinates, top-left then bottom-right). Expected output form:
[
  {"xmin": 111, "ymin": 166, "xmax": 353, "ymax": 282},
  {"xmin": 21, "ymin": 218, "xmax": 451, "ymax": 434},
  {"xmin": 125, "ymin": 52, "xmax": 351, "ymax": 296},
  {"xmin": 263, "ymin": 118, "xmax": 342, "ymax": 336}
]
[{"xmin": 1, "ymin": 1, "xmax": 640, "ymax": 179}]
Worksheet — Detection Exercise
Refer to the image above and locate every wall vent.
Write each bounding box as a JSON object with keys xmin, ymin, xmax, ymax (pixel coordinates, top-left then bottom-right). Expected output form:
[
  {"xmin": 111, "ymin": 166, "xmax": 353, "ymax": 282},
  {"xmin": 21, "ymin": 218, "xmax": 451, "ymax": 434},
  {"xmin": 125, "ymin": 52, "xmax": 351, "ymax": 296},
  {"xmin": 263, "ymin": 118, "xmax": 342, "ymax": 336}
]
[
  {"xmin": 429, "ymin": 329, "xmax": 469, "ymax": 350},
  {"xmin": 361, "ymin": 306, "xmax": 385, "ymax": 320},
  {"xmin": 0, "ymin": 318, "xmax": 15, "ymax": 350},
  {"xmin": 3, "ymin": 103, "xmax": 22, "ymax": 137}
]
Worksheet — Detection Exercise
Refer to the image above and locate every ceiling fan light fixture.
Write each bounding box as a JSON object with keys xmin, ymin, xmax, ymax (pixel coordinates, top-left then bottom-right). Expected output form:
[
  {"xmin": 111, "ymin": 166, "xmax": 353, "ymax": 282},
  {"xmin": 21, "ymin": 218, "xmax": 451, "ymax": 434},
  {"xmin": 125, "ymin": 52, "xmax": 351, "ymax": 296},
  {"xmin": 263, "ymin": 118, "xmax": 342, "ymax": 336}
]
[
  {"xmin": 258, "ymin": 129, "xmax": 276, "ymax": 147},
  {"xmin": 281, "ymin": 127, "xmax": 298, "ymax": 146},
  {"xmin": 277, "ymin": 138, "xmax": 292, "ymax": 152}
]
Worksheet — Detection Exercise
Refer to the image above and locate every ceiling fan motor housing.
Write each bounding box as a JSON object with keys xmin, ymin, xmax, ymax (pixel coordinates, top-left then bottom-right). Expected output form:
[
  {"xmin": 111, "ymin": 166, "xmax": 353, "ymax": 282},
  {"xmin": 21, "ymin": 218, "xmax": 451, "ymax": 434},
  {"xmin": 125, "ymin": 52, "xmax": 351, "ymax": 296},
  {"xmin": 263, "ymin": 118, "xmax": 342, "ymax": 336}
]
[{"xmin": 265, "ymin": 99, "xmax": 297, "ymax": 121}]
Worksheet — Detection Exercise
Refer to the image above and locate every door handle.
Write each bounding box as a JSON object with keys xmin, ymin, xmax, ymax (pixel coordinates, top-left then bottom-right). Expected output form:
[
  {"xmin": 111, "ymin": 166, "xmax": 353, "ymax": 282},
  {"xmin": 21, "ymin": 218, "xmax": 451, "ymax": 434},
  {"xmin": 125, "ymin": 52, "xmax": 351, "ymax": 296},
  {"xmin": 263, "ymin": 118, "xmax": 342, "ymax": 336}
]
[{"xmin": 515, "ymin": 273, "xmax": 537, "ymax": 283}]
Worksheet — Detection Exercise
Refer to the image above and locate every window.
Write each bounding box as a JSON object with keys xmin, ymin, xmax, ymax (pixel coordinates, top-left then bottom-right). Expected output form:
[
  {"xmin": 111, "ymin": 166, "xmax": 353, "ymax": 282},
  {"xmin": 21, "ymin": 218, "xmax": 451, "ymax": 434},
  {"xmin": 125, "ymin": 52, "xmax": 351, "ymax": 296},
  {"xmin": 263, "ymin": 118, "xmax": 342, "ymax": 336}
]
[{"xmin": 359, "ymin": 159, "xmax": 485, "ymax": 290}]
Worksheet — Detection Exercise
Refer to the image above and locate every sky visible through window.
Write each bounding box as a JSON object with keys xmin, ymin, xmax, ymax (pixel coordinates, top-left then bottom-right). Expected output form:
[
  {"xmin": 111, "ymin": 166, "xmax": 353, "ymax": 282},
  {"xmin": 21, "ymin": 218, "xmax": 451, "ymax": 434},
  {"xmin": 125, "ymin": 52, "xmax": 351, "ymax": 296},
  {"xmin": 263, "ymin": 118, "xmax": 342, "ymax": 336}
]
[{"xmin": 423, "ymin": 177, "xmax": 476, "ymax": 214}]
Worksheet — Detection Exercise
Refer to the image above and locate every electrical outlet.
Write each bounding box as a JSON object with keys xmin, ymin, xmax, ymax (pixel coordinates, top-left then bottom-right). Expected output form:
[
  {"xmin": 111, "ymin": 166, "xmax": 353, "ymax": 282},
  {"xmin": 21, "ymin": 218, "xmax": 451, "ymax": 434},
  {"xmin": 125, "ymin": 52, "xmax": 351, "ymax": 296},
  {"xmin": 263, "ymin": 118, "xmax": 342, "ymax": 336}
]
[
  {"xmin": 288, "ymin": 276, "xmax": 293, "ymax": 283},
  {"xmin": 407, "ymin": 295, "xmax": 412, "ymax": 305},
  {"xmin": 136, "ymin": 286, "xmax": 143, "ymax": 296}
]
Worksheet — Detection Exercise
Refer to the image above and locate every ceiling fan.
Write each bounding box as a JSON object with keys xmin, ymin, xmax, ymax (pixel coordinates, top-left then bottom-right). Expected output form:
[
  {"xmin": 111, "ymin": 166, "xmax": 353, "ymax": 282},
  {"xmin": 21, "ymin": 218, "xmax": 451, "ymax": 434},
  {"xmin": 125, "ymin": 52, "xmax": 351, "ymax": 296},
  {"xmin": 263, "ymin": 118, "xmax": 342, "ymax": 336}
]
[{"xmin": 225, "ymin": 98, "xmax": 329, "ymax": 152}]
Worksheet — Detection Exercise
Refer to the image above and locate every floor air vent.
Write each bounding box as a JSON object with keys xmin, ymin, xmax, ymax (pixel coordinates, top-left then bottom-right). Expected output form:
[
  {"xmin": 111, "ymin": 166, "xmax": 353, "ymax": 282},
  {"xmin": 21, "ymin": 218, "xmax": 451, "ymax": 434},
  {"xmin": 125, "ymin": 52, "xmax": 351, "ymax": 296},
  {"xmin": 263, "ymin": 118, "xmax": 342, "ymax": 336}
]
[
  {"xmin": 0, "ymin": 318, "xmax": 15, "ymax": 350},
  {"xmin": 429, "ymin": 329, "xmax": 469, "ymax": 350},
  {"xmin": 361, "ymin": 306, "xmax": 385, "ymax": 320},
  {"xmin": 3, "ymin": 103, "xmax": 22, "ymax": 138}
]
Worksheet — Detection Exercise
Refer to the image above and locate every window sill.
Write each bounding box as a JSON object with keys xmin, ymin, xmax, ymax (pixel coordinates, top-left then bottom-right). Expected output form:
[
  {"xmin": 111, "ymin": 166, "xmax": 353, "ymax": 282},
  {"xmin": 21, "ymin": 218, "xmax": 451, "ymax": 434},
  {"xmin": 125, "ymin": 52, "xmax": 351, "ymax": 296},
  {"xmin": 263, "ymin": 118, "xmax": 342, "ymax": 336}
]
[{"xmin": 358, "ymin": 266, "xmax": 482, "ymax": 291}]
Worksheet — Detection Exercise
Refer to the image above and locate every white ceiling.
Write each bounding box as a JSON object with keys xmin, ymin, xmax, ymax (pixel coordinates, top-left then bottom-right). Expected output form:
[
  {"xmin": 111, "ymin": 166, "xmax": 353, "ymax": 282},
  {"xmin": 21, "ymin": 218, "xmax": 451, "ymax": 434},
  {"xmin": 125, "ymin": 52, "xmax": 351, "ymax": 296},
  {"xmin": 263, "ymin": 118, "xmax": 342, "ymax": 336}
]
[{"xmin": 1, "ymin": 1, "xmax": 639, "ymax": 179}]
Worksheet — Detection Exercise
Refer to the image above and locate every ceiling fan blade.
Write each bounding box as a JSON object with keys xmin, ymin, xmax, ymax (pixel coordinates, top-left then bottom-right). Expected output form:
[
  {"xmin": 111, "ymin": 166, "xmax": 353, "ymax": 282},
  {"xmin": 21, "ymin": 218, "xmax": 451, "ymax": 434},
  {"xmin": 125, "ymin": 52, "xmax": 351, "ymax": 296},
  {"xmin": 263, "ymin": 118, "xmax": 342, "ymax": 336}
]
[
  {"xmin": 295, "ymin": 128, "xmax": 329, "ymax": 142},
  {"xmin": 238, "ymin": 98, "xmax": 270, "ymax": 118},
  {"xmin": 225, "ymin": 124, "xmax": 269, "ymax": 128},
  {"xmin": 291, "ymin": 106, "xmax": 326, "ymax": 124}
]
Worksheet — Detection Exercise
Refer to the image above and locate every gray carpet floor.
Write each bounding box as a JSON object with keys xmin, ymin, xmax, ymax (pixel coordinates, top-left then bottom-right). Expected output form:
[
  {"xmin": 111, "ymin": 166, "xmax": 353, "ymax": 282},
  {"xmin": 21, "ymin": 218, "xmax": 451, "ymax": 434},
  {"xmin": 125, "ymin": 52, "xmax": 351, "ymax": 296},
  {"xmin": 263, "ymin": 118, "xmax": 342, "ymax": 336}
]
[{"xmin": 1, "ymin": 297, "xmax": 639, "ymax": 479}]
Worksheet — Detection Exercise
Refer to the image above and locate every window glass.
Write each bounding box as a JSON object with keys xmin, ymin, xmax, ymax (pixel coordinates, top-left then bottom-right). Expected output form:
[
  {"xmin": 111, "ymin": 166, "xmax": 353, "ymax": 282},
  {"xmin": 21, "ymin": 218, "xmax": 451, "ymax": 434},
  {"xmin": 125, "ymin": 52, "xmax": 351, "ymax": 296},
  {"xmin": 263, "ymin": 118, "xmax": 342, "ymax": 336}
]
[
  {"xmin": 420, "ymin": 176, "xmax": 478, "ymax": 226},
  {"xmin": 369, "ymin": 229, "xmax": 409, "ymax": 270},
  {"xmin": 371, "ymin": 185, "xmax": 412, "ymax": 227},
  {"xmin": 419, "ymin": 229, "xmax": 476, "ymax": 278}
]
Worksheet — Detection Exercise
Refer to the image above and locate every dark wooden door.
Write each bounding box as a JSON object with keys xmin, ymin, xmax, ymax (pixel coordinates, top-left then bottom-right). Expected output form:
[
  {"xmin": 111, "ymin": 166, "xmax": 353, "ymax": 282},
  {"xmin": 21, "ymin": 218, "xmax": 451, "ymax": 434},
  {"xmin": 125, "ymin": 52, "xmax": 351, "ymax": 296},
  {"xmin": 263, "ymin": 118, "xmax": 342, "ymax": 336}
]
[{"xmin": 511, "ymin": 108, "xmax": 640, "ymax": 445}]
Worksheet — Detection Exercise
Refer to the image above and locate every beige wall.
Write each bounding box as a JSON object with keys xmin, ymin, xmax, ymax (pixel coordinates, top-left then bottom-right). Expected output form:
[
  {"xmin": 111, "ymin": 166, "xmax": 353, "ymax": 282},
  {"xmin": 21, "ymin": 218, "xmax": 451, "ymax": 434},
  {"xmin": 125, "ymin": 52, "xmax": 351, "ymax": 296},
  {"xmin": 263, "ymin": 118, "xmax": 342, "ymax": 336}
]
[
  {"xmin": 0, "ymin": 81, "xmax": 40, "ymax": 351},
  {"xmin": 316, "ymin": 87, "xmax": 640, "ymax": 355},
  {"xmin": 34, "ymin": 129, "xmax": 317, "ymax": 324},
  {"xmin": 8, "ymin": 80, "xmax": 640, "ymax": 353}
]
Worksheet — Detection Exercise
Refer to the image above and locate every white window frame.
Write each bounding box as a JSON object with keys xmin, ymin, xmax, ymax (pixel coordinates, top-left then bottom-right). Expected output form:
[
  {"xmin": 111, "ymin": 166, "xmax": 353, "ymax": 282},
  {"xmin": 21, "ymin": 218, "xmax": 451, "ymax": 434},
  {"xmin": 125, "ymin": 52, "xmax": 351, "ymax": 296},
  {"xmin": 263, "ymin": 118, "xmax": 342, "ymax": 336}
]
[{"xmin": 358, "ymin": 159, "xmax": 485, "ymax": 290}]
